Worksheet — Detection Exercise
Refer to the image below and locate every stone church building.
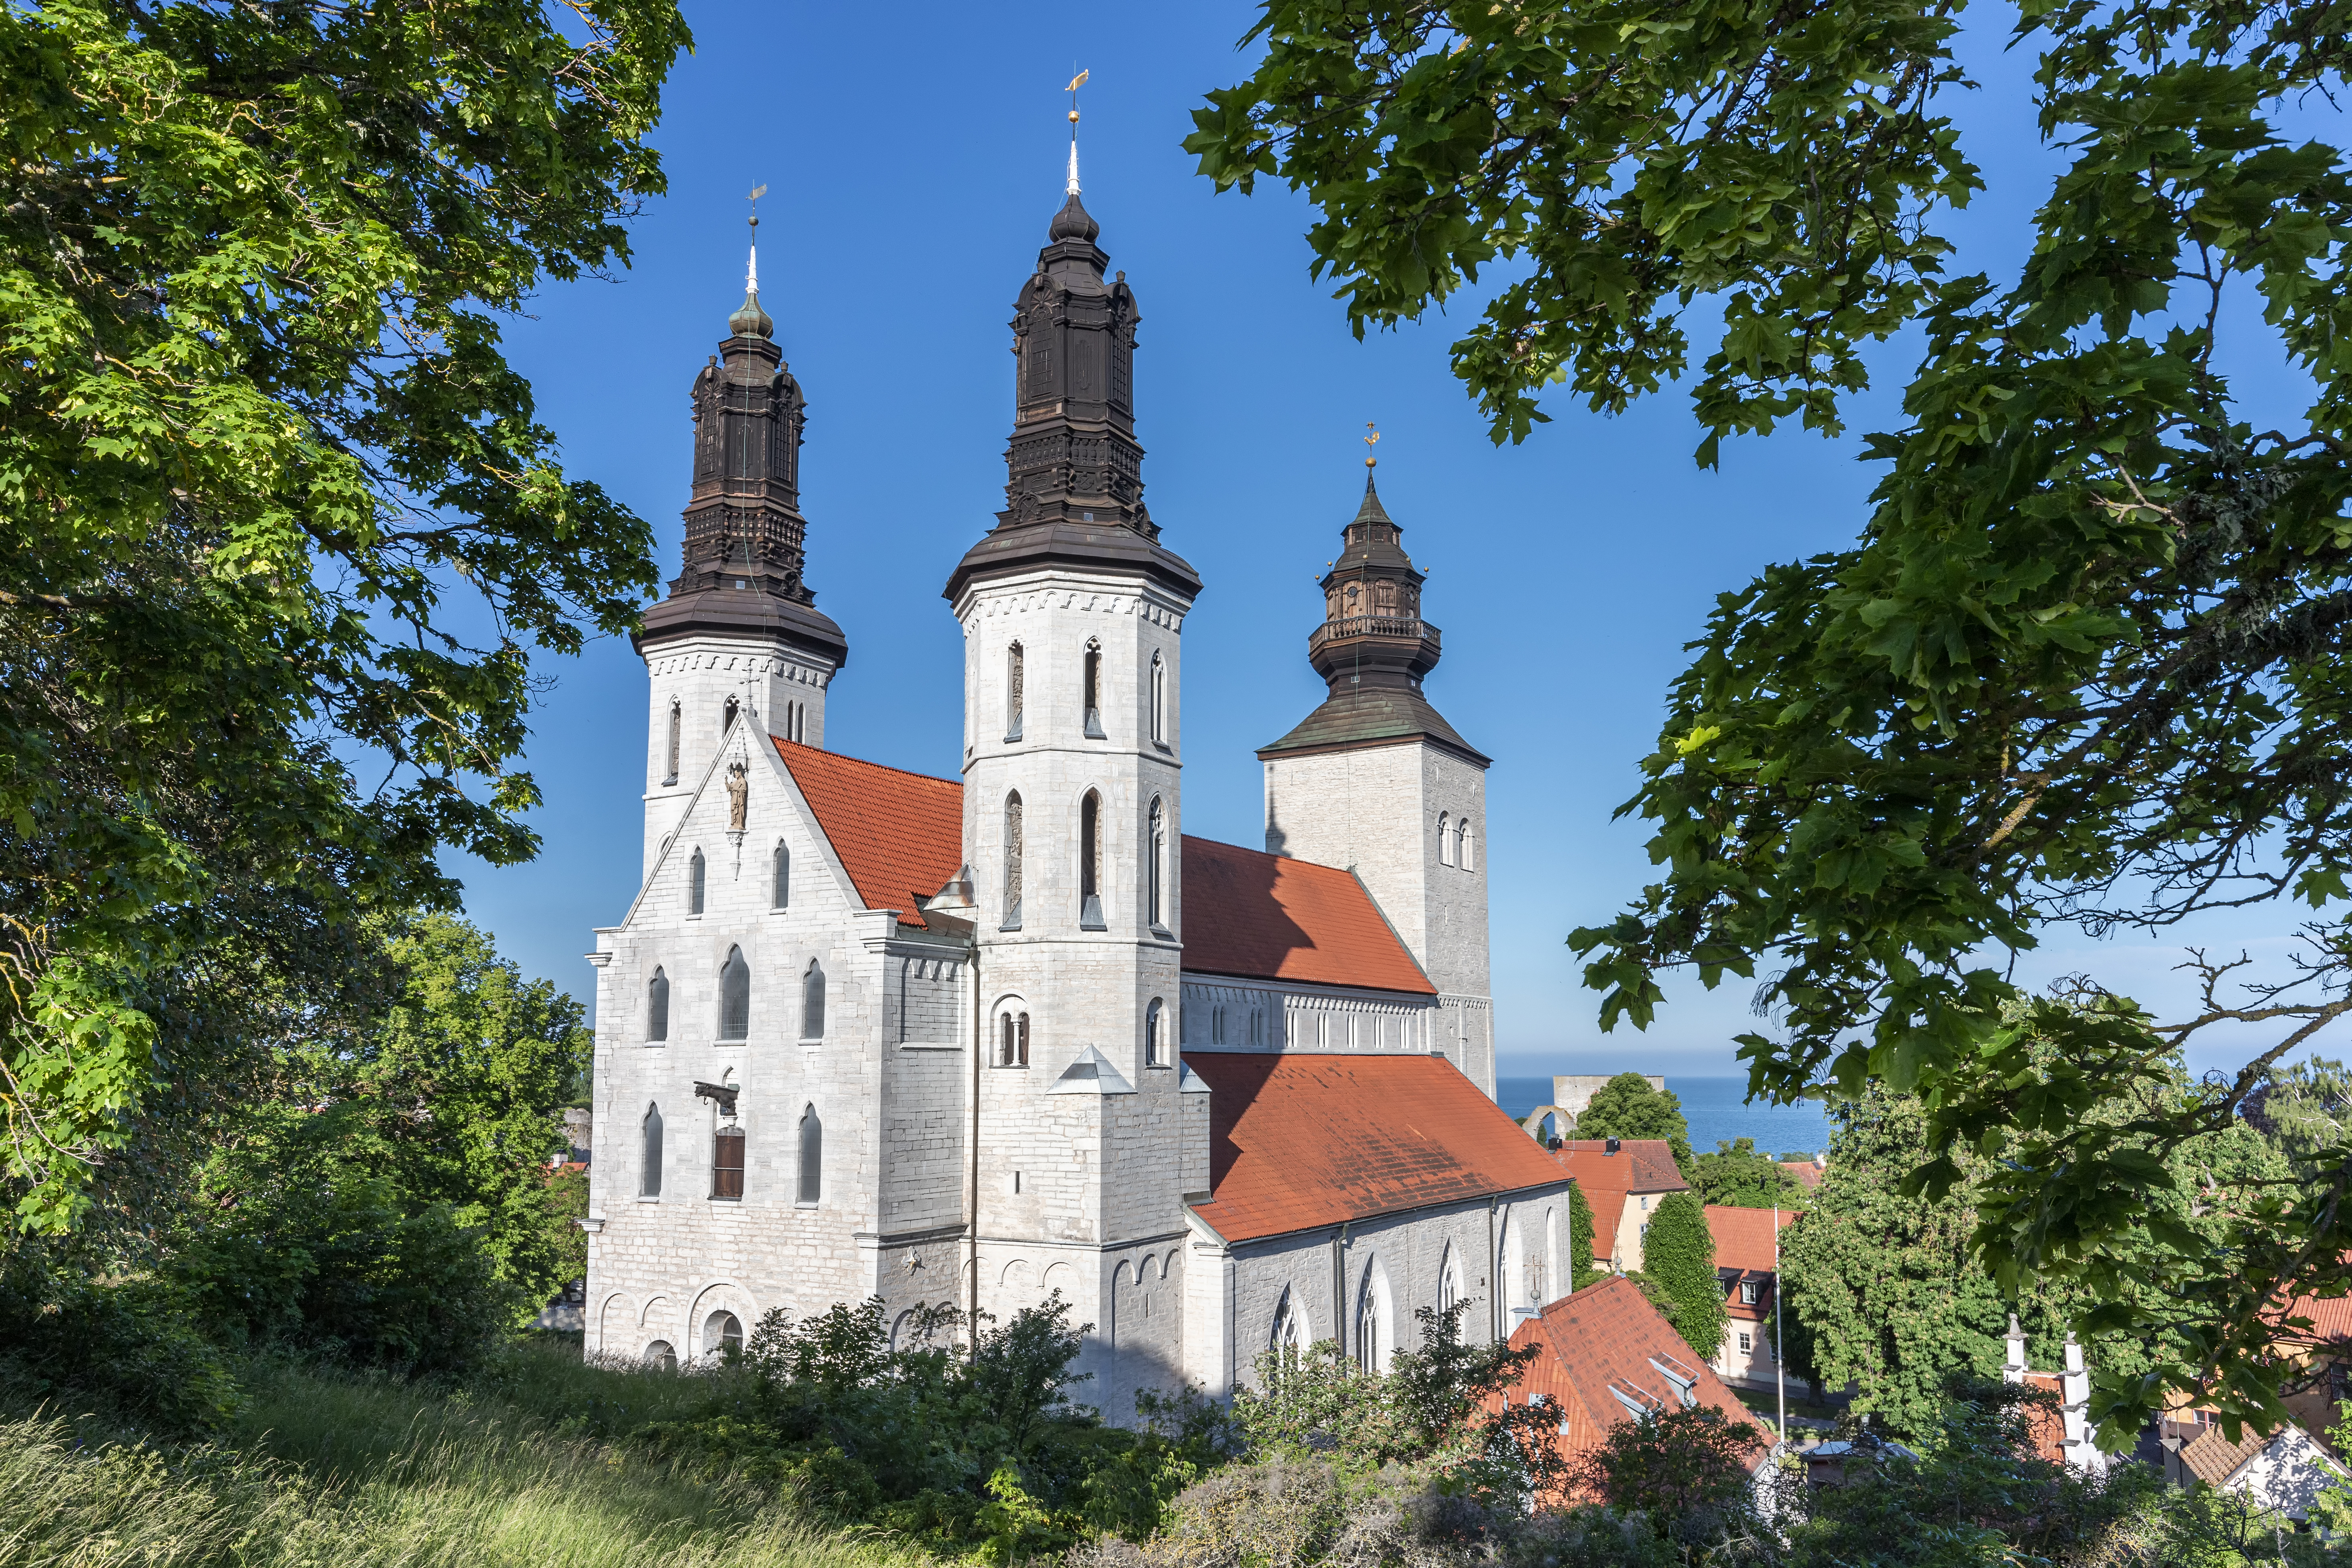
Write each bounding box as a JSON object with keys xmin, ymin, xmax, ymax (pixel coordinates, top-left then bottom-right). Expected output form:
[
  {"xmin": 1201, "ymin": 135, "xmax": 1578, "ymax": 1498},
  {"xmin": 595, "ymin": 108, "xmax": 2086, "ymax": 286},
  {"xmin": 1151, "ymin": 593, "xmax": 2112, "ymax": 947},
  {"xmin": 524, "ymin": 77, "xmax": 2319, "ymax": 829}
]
[{"xmin": 581, "ymin": 173, "xmax": 1573, "ymax": 1415}]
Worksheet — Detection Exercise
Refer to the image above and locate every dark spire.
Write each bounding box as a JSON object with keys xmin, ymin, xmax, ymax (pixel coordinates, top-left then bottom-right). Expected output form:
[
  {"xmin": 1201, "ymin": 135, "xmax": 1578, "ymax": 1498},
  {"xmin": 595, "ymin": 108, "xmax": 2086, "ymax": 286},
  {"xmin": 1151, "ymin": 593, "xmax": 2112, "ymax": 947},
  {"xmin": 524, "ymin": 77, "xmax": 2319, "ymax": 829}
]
[
  {"xmin": 944, "ymin": 185, "xmax": 1199, "ymax": 604},
  {"xmin": 1257, "ymin": 466, "xmax": 1487, "ymax": 765},
  {"xmin": 634, "ymin": 235, "xmax": 847, "ymax": 668}
]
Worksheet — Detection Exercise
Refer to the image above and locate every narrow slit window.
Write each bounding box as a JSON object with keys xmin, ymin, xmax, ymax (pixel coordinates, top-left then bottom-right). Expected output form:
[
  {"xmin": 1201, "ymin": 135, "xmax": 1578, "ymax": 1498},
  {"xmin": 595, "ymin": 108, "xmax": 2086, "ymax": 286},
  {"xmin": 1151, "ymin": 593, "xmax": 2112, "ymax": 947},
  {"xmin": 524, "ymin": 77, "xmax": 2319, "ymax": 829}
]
[
  {"xmin": 1145, "ymin": 998, "xmax": 1165, "ymax": 1067},
  {"xmin": 647, "ymin": 967, "xmax": 670, "ymax": 1042},
  {"xmin": 1437, "ymin": 813, "xmax": 1453, "ymax": 867},
  {"xmin": 1005, "ymin": 643, "xmax": 1025, "ymax": 742},
  {"xmin": 1146, "ymin": 797, "xmax": 1166, "ymax": 929},
  {"xmin": 802, "ymin": 961, "xmax": 826, "ymax": 1041},
  {"xmin": 1002, "ymin": 792, "xmax": 1023, "ymax": 930},
  {"xmin": 773, "ymin": 841, "xmax": 790, "ymax": 909},
  {"xmin": 797, "ymin": 1105, "xmax": 822, "ymax": 1203},
  {"xmin": 1078, "ymin": 791, "xmax": 1104, "ymax": 928},
  {"xmin": 712, "ymin": 1125, "xmax": 744, "ymax": 1200},
  {"xmin": 641, "ymin": 1104, "xmax": 664, "ymax": 1197},
  {"xmin": 664, "ymin": 702, "xmax": 681, "ymax": 785},
  {"xmin": 689, "ymin": 848, "xmax": 706, "ymax": 914},
  {"xmin": 718, "ymin": 946, "xmax": 749, "ymax": 1041},
  {"xmin": 1082, "ymin": 645, "xmax": 1105, "ymax": 739}
]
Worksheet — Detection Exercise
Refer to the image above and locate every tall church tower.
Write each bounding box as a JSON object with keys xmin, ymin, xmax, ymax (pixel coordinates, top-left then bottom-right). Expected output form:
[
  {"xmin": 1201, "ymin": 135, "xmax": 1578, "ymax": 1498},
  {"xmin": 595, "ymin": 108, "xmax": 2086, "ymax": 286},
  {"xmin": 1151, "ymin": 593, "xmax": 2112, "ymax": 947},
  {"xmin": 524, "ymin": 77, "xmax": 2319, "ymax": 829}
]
[
  {"xmin": 633, "ymin": 234, "xmax": 848, "ymax": 873},
  {"xmin": 1258, "ymin": 468, "xmax": 1496, "ymax": 1095},
  {"xmin": 943, "ymin": 160, "xmax": 1207, "ymax": 1404}
]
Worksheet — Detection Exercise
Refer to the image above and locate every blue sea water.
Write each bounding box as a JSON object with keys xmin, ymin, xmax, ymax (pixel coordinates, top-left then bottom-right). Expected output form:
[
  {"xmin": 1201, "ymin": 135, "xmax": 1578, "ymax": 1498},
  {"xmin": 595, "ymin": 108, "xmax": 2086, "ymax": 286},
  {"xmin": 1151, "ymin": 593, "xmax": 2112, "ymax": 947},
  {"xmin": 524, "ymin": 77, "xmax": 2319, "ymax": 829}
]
[{"xmin": 1496, "ymin": 1075, "xmax": 1833, "ymax": 1161}]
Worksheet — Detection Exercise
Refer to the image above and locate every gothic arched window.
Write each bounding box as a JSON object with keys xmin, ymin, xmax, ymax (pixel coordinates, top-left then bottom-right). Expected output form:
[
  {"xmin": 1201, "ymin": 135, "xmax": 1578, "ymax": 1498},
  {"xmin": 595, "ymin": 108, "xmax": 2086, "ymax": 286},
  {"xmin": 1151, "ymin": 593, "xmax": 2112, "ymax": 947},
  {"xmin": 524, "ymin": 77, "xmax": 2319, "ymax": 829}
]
[
  {"xmin": 1357, "ymin": 1279, "xmax": 1381, "ymax": 1375},
  {"xmin": 664, "ymin": 701, "xmax": 681, "ymax": 785},
  {"xmin": 801, "ymin": 960, "xmax": 826, "ymax": 1041},
  {"xmin": 797, "ymin": 1104, "xmax": 822, "ymax": 1203},
  {"xmin": 1145, "ymin": 998, "xmax": 1166, "ymax": 1067},
  {"xmin": 718, "ymin": 946, "xmax": 749, "ymax": 1041},
  {"xmin": 773, "ymin": 840, "xmax": 790, "ymax": 909},
  {"xmin": 722, "ymin": 694, "xmax": 739, "ymax": 735},
  {"xmin": 641, "ymin": 1103, "xmax": 664, "ymax": 1197},
  {"xmin": 1149, "ymin": 651, "xmax": 1166, "ymax": 744},
  {"xmin": 689, "ymin": 847, "xmax": 707, "ymax": 913},
  {"xmin": 1078, "ymin": 791, "xmax": 1105, "ymax": 929},
  {"xmin": 647, "ymin": 966, "xmax": 670, "ymax": 1042},
  {"xmin": 1082, "ymin": 643, "xmax": 1106, "ymax": 739},
  {"xmin": 1272, "ymin": 1287, "xmax": 1305, "ymax": 1355},
  {"xmin": 1005, "ymin": 643, "xmax": 1025, "ymax": 742},
  {"xmin": 1146, "ymin": 797, "xmax": 1166, "ymax": 929},
  {"xmin": 1002, "ymin": 792, "xmax": 1024, "ymax": 930},
  {"xmin": 1437, "ymin": 813, "xmax": 1453, "ymax": 867}
]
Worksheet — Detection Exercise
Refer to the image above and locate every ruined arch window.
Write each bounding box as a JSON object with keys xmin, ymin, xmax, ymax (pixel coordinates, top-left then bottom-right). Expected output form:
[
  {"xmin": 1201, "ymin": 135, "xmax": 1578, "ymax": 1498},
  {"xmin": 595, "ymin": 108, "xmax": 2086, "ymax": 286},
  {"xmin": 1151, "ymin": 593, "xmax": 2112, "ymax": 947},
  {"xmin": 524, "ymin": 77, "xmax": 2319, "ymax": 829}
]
[
  {"xmin": 689, "ymin": 848, "xmax": 706, "ymax": 914},
  {"xmin": 1082, "ymin": 643, "xmax": 1106, "ymax": 739},
  {"xmin": 640, "ymin": 1103, "xmax": 664, "ymax": 1197},
  {"xmin": 1078, "ymin": 791, "xmax": 1105, "ymax": 929},
  {"xmin": 1145, "ymin": 998, "xmax": 1166, "ymax": 1067},
  {"xmin": 1005, "ymin": 643, "xmax": 1025, "ymax": 742},
  {"xmin": 722, "ymin": 694, "xmax": 739, "ymax": 735},
  {"xmin": 704, "ymin": 1310, "xmax": 743, "ymax": 1357},
  {"xmin": 772, "ymin": 841, "xmax": 790, "ymax": 909},
  {"xmin": 712, "ymin": 1124, "xmax": 744, "ymax": 1200},
  {"xmin": 801, "ymin": 960, "xmax": 826, "ymax": 1041},
  {"xmin": 646, "ymin": 967, "xmax": 670, "ymax": 1042},
  {"xmin": 998, "ymin": 1007, "xmax": 1030, "ymax": 1068},
  {"xmin": 1437, "ymin": 813, "xmax": 1453, "ymax": 867},
  {"xmin": 1149, "ymin": 651, "xmax": 1166, "ymax": 744},
  {"xmin": 664, "ymin": 701, "xmax": 681, "ymax": 785},
  {"xmin": 1146, "ymin": 797, "xmax": 1166, "ymax": 929},
  {"xmin": 797, "ymin": 1104, "xmax": 823, "ymax": 1203},
  {"xmin": 718, "ymin": 946, "xmax": 750, "ymax": 1041},
  {"xmin": 1002, "ymin": 792, "xmax": 1024, "ymax": 930},
  {"xmin": 1459, "ymin": 820, "xmax": 1477, "ymax": 872}
]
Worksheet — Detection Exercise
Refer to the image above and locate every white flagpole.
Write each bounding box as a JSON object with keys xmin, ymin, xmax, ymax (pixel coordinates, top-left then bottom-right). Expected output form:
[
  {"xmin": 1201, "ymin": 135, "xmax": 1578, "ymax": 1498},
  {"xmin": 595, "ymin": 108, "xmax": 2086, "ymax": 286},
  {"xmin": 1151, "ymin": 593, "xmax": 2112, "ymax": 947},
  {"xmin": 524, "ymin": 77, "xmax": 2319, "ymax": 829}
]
[{"xmin": 1775, "ymin": 1197, "xmax": 1787, "ymax": 1444}]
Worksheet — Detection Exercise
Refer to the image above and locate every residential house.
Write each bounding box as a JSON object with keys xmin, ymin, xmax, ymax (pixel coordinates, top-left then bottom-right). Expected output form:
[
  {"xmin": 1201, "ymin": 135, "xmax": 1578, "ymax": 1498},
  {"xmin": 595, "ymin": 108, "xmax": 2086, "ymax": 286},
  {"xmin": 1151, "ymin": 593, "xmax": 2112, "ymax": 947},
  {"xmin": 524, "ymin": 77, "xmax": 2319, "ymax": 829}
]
[
  {"xmin": 1549, "ymin": 1139, "xmax": 1687, "ymax": 1274},
  {"xmin": 1486, "ymin": 1274, "xmax": 1774, "ymax": 1507},
  {"xmin": 1705, "ymin": 1205, "xmax": 1798, "ymax": 1390},
  {"xmin": 2163, "ymin": 1417, "xmax": 2345, "ymax": 1522}
]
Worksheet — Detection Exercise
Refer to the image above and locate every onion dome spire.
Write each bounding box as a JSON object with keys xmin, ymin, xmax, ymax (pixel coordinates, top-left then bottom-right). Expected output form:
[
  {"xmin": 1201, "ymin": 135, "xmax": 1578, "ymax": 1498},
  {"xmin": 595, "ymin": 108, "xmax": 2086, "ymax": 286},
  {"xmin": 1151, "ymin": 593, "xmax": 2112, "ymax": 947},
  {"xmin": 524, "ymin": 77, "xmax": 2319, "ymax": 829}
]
[
  {"xmin": 635, "ymin": 188, "xmax": 846, "ymax": 671},
  {"xmin": 944, "ymin": 79, "xmax": 1199, "ymax": 605}
]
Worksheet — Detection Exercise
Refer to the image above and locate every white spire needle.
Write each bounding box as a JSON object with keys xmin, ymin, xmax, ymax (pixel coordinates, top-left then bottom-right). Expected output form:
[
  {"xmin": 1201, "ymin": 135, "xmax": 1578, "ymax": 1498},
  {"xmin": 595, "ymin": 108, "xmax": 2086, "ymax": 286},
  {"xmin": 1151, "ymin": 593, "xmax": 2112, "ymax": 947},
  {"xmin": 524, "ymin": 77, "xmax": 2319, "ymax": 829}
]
[
  {"xmin": 1066, "ymin": 138, "xmax": 1080, "ymax": 197},
  {"xmin": 747, "ymin": 242, "xmax": 759, "ymax": 294}
]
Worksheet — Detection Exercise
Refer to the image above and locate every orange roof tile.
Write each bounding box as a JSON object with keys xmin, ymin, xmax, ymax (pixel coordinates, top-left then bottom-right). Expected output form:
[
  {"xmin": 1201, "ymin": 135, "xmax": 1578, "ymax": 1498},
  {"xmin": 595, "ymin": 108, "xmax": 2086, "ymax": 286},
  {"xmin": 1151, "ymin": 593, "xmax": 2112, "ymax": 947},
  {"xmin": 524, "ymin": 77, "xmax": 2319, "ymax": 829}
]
[
  {"xmin": 2181, "ymin": 1424, "xmax": 2271, "ymax": 1486},
  {"xmin": 1585, "ymin": 1186, "xmax": 1624, "ymax": 1262},
  {"xmin": 1181, "ymin": 837, "xmax": 1433, "ymax": 996},
  {"xmin": 1488, "ymin": 1276, "xmax": 1771, "ymax": 1502},
  {"xmin": 1705, "ymin": 1206, "xmax": 1799, "ymax": 1274},
  {"xmin": 1550, "ymin": 1140, "xmax": 1689, "ymax": 1198},
  {"xmin": 1185, "ymin": 1053, "xmax": 1568, "ymax": 1242},
  {"xmin": 772, "ymin": 739, "xmax": 964, "ymax": 932}
]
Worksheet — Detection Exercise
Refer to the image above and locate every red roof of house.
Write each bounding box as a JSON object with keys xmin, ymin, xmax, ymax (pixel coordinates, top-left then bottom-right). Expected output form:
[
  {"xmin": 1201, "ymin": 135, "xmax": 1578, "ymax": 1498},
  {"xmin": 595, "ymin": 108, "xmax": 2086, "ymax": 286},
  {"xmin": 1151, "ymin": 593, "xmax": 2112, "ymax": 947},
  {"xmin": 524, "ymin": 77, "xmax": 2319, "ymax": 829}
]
[
  {"xmin": 1550, "ymin": 1140, "xmax": 1688, "ymax": 1199},
  {"xmin": 1706, "ymin": 1206, "xmax": 1799, "ymax": 1274},
  {"xmin": 2278, "ymin": 1292, "xmax": 2352, "ymax": 1345},
  {"xmin": 1180, "ymin": 836, "xmax": 1433, "ymax": 995},
  {"xmin": 1489, "ymin": 1276, "xmax": 1770, "ymax": 1501},
  {"xmin": 1781, "ymin": 1161, "xmax": 1825, "ymax": 1189},
  {"xmin": 1185, "ymin": 1053, "xmax": 1568, "ymax": 1242},
  {"xmin": 772, "ymin": 739, "xmax": 964, "ymax": 932},
  {"xmin": 1584, "ymin": 1187, "xmax": 1625, "ymax": 1262}
]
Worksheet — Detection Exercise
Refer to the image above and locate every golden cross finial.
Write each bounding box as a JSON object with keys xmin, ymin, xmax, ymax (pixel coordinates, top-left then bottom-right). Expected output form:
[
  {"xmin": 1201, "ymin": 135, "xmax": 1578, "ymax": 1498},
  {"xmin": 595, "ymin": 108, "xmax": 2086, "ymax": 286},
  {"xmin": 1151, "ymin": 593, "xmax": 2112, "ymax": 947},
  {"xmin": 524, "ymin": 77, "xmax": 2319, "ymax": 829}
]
[{"xmin": 1364, "ymin": 422, "xmax": 1381, "ymax": 468}]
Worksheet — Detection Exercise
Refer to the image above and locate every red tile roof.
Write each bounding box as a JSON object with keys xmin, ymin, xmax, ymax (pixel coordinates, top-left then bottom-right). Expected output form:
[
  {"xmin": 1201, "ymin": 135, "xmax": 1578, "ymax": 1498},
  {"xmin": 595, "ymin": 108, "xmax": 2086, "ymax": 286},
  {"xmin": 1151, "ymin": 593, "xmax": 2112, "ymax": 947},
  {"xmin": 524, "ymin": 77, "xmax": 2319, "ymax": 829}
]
[
  {"xmin": 1550, "ymin": 1140, "xmax": 1689, "ymax": 1199},
  {"xmin": 1706, "ymin": 1206, "xmax": 1798, "ymax": 1274},
  {"xmin": 1585, "ymin": 1187, "xmax": 1625, "ymax": 1263},
  {"xmin": 1781, "ymin": 1161, "xmax": 1824, "ymax": 1189},
  {"xmin": 1488, "ymin": 1276, "xmax": 1771, "ymax": 1502},
  {"xmin": 1185, "ymin": 1053, "xmax": 1569, "ymax": 1242},
  {"xmin": 2181, "ymin": 1423, "xmax": 2271, "ymax": 1486},
  {"xmin": 2278, "ymin": 1292, "xmax": 2352, "ymax": 1345},
  {"xmin": 1181, "ymin": 837, "xmax": 1433, "ymax": 995},
  {"xmin": 771, "ymin": 739, "xmax": 964, "ymax": 932}
]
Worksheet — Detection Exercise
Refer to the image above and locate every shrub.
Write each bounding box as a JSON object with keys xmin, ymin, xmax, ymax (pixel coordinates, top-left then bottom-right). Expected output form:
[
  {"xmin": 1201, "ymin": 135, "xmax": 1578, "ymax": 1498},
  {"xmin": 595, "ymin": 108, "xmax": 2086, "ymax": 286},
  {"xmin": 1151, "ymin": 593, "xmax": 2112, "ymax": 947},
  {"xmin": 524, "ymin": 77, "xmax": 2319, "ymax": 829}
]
[
  {"xmin": 0, "ymin": 1245, "xmax": 240, "ymax": 1436},
  {"xmin": 1640, "ymin": 1191, "xmax": 1728, "ymax": 1360}
]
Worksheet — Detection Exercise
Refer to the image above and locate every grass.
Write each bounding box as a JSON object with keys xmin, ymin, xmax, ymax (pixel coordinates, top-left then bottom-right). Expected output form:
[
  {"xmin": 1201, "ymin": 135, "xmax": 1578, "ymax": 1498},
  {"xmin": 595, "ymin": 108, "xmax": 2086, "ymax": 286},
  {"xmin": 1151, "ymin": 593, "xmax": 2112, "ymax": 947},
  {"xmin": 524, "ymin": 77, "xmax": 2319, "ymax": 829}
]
[{"xmin": 0, "ymin": 1335, "xmax": 933, "ymax": 1568}]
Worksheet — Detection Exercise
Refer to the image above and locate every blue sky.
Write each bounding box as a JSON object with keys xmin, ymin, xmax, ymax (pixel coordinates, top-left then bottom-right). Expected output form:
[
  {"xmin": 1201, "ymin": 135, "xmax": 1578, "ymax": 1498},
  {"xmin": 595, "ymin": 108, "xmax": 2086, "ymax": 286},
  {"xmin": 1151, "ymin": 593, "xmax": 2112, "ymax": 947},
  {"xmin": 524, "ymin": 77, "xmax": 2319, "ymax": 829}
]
[{"xmin": 455, "ymin": 0, "xmax": 2331, "ymax": 1081}]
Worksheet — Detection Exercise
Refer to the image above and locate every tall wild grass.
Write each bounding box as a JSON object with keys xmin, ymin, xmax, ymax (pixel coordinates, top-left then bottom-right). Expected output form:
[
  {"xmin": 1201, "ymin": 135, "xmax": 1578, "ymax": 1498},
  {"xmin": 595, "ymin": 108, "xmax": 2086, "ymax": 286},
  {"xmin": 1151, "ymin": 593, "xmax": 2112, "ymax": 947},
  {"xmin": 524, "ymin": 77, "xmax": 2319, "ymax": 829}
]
[{"xmin": 0, "ymin": 1336, "xmax": 927, "ymax": 1568}]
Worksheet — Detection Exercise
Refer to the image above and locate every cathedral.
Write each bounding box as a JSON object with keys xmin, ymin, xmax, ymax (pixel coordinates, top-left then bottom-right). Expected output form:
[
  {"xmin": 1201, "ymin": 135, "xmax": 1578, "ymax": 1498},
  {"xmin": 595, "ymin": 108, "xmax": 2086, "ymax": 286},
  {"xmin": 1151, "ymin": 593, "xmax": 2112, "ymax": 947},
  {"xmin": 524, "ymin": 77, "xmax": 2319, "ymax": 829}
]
[{"xmin": 581, "ymin": 164, "xmax": 1575, "ymax": 1414}]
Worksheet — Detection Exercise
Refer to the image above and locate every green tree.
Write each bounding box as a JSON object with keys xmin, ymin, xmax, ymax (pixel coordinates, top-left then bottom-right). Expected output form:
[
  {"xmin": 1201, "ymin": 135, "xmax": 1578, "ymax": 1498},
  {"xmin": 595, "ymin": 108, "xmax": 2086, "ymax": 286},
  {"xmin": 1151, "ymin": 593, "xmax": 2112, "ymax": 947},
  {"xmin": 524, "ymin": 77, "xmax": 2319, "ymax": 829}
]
[
  {"xmin": 1636, "ymin": 1191, "xmax": 1727, "ymax": 1361},
  {"xmin": 0, "ymin": 0, "xmax": 689, "ymax": 1233},
  {"xmin": 1692, "ymin": 1138, "xmax": 1812, "ymax": 1211},
  {"xmin": 1566, "ymin": 1179, "xmax": 1602, "ymax": 1291},
  {"xmin": 1574, "ymin": 1073, "xmax": 1695, "ymax": 1171},
  {"xmin": 1188, "ymin": 0, "xmax": 2352, "ymax": 1434}
]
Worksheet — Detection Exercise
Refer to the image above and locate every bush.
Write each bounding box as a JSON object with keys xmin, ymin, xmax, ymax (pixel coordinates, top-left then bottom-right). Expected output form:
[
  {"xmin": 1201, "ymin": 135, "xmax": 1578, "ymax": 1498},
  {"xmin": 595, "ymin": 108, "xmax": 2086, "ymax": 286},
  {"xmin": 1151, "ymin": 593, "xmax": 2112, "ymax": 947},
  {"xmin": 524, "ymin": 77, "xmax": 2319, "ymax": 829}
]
[
  {"xmin": 0, "ymin": 1244, "xmax": 240, "ymax": 1436},
  {"xmin": 171, "ymin": 1168, "xmax": 520, "ymax": 1375},
  {"xmin": 1640, "ymin": 1191, "xmax": 1728, "ymax": 1360}
]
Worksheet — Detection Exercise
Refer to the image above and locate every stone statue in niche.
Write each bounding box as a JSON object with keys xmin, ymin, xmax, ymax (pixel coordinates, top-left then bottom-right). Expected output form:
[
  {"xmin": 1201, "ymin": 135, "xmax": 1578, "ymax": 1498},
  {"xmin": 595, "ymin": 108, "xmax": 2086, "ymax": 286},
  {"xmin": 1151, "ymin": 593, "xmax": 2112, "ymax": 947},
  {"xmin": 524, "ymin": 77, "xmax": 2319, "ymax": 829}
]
[{"xmin": 726, "ymin": 760, "xmax": 749, "ymax": 831}]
